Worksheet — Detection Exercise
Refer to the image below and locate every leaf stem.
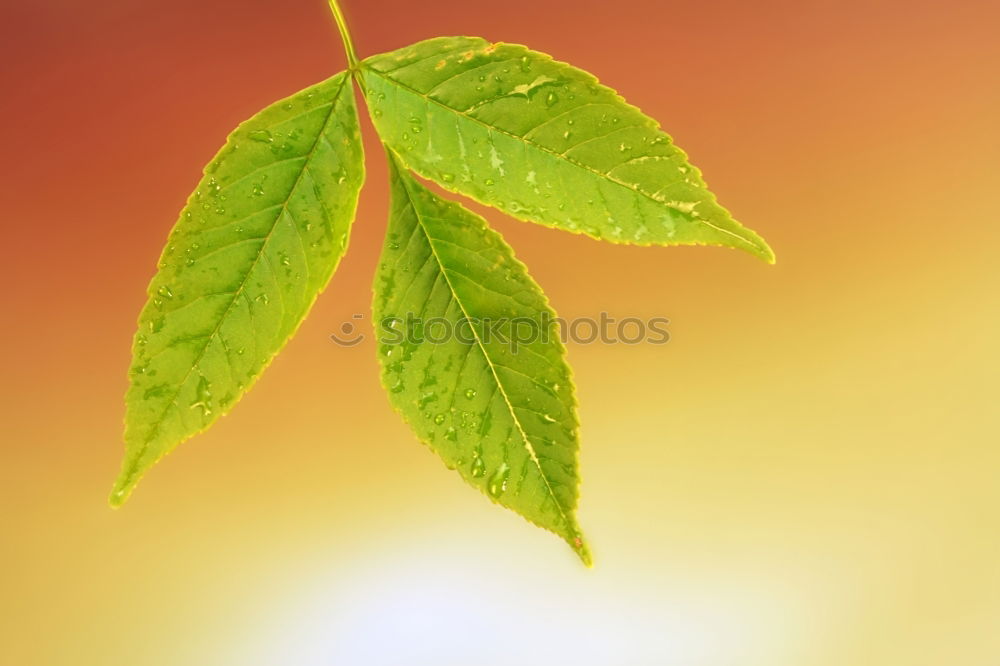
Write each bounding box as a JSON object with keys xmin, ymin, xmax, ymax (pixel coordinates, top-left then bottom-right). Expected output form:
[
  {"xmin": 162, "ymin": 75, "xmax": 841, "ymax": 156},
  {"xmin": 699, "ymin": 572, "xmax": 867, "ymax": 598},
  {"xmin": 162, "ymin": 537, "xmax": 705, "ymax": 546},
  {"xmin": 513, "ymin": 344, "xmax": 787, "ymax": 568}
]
[{"xmin": 327, "ymin": 0, "xmax": 360, "ymax": 72}]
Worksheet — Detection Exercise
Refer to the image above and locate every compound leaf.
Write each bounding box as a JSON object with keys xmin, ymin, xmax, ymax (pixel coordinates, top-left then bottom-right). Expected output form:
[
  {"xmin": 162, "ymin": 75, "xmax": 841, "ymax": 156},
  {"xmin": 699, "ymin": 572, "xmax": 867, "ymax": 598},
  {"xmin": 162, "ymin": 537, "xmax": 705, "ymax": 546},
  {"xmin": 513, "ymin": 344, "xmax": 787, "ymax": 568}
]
[
  {"xmin": 375, "ymin": 151, "xmax": 590, "ymax": 564},
  {"xmin": 363, "ymin": 37, "xmax": 773, "ymax": 262},
  {"xmin": 112, "ymin": 72, "xmax": 365, "ymax": 505}
]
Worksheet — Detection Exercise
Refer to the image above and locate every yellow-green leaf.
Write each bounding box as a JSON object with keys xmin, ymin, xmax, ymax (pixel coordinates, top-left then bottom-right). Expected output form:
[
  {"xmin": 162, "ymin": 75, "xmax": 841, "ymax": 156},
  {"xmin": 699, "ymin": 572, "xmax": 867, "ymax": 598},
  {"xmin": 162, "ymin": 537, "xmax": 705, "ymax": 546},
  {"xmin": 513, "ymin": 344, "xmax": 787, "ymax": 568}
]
[
  {"xmin": 374, "ymin": 151, "xmax": 590, "ymax": 564},
  {"xmin": 363, "ymin": 37, "xmax": 773, "ymax": 262},
  {"xmin": 112, "ymin": 72, "xmax": 364, "ymax": 505}
]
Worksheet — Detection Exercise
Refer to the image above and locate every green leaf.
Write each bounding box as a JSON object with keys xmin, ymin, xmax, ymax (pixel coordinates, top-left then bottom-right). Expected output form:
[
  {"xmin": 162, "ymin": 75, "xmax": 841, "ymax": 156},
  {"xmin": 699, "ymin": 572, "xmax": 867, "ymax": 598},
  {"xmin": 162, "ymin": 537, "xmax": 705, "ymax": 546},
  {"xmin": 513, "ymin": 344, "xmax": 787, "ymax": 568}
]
[
  {"xmin": 362, "ymin": 37, "xmax": 773, "ymax": 263},
  {"xmin": 111, "ymin": 72, "xmax": 365, "ymax": 505},
  {"xmin": 375, "ymin": 152, "xmax": 590, "ymax": 564}
]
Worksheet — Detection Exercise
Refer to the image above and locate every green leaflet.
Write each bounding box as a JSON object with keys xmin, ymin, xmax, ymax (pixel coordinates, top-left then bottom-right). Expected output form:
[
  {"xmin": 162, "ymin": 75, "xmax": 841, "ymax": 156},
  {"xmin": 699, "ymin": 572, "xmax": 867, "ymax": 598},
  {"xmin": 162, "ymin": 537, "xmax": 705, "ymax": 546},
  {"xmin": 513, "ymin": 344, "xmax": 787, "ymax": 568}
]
[
  {"xmin": 111, "ymin": 72, "xmax": 364, "ymax": 505},
  {"xmin": 375, "ymin": 152, "xmax": 590, "ymax": 564},
  {"xmin": 362, "ymin": 37, "xmax": 774, "ymax": 263}
]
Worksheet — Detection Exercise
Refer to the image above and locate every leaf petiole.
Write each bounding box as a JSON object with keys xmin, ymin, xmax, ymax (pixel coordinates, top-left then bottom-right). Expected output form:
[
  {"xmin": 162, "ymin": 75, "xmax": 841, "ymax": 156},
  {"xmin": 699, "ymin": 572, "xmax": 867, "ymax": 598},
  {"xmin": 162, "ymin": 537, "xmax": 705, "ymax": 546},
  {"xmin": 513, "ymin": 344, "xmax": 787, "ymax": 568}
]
[{"xmin": 327, "ymin": 0, "xmax": 360, "ymax": 72}]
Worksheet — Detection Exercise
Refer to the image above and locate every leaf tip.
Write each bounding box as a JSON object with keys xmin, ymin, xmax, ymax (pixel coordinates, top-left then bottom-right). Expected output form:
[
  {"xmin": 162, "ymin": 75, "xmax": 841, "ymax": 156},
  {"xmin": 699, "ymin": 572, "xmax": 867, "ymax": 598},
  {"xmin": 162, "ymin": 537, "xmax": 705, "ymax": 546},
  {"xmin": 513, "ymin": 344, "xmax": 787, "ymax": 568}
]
[
  {"xmin": 739, "ymin": 228, "xmax": 776, "ymax": 265},
  {"xmin": 108, "ymin": 468, "xmax": 138, "ymax": 508},
  {"xmin": 568, "ymin": 529, "xmax": 593, "ymax": 567},
  {"xmin": 760, "ymin": 242, "xmax": 776, "ymax": 265}
]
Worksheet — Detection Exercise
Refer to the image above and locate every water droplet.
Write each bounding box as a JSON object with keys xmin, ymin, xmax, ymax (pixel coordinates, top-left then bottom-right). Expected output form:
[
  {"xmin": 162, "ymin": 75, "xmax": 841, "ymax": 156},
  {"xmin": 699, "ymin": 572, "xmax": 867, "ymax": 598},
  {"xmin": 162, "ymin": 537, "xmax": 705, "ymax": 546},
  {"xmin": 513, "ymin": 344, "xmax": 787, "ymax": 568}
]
[
  {"xmin": 434, "ymin": 413, "xmax": 446, "ymax": 425},
  {"xmin": 418, "ymin": 391, "xmax": 438, "ymax": 409},
  {"xmin": 487, "ymin": 462, "xmax": 510, "ymax": 497},
  {"xmin": 251, "ymin": 183, "xmax": 264, "ymax": 197},
  {"xmin": 157, "ymin": 285, "xmax": 173, "ymax": 299},
  {"xmin": 440, "ymin": 172, "xmax": 455, "ymax": 183},
  {"xmin": 545, "ymin": 92, "xmax": 559, "ymax": 107},
  {"xmin": 470, "ymin": 453, "xmax": 486, "ymax": 478},
  {"xmin": 540, "ymin": 413, "xmax": 557, "ymax": 423},
  {"xmin": 143, "ymin": 384, "xmax": 169, "ymax": 400},
  {"xmin": 464, "ymin": 388, "xmax": 477, "ymax": 400},
  {"xmin": 191, "ymin": 375, "xmax": 213, "ymax": 418},
  {"xmin": 248, "ymin": 129, "xmax": 272, "ymax": 143}
]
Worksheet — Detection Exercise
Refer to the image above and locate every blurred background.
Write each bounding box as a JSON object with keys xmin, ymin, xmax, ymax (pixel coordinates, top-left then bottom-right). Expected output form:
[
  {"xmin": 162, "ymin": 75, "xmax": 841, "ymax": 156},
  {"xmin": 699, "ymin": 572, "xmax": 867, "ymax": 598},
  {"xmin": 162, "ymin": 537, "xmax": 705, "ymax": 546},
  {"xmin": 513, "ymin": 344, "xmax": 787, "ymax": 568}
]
[{"xmin": 1, "ymin": 0, "xmax": 998, "ymax": 664}]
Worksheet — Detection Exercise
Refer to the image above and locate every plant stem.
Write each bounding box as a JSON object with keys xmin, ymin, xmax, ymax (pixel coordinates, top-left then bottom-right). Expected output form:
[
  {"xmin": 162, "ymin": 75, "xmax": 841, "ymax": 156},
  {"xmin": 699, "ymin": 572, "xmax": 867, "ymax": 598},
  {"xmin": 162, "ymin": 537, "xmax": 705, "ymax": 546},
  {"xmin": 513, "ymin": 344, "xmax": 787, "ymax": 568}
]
[{"xmin": 327, "ymin": 0, "xmax": 360, "ymax": 71}]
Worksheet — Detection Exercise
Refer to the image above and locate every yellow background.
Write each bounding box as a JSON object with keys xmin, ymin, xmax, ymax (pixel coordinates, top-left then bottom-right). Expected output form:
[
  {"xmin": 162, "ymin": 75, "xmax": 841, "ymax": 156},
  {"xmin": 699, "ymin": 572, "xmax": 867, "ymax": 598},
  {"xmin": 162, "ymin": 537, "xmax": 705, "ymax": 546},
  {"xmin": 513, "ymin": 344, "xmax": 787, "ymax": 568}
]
[{"xmin": 1, "ymin": 0, "xmax": 998, "ymax": 663}]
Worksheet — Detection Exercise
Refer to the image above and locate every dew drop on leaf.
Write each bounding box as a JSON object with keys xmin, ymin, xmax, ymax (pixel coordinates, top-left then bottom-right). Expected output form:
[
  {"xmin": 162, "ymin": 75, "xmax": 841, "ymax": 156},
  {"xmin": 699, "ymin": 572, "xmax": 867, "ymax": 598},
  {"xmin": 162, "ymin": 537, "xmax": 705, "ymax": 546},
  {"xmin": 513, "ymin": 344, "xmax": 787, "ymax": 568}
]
[
  {"xmin": 191, "ymin": 375, "xmax": 213, "ymax": 418},
  {"xmin": 248, "ymin": 129, "xmax": 271, "ymax": 142},
  {"xmin": 470, "ymin": 453, "xmax": 486, "ymax": 478},
  {"xmin": 487, "ymin": 462, "xmax": 510, "ymax": 498}
]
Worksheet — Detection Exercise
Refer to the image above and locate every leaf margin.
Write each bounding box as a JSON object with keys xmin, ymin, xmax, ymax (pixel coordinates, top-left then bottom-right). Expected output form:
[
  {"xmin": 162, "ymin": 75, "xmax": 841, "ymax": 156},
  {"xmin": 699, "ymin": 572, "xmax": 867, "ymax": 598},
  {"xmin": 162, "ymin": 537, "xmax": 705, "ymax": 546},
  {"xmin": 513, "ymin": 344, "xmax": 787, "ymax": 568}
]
[
  {"xmin": 374, "ymin": 148, "xmax": 592, "ymax": 565},
  {"xmin": 361, "ymin": 36, "xmax": 775, "ymax": 264},
  {"xmin": 111, "ymin": 71, "xmax": 365, "ymax": 506}
]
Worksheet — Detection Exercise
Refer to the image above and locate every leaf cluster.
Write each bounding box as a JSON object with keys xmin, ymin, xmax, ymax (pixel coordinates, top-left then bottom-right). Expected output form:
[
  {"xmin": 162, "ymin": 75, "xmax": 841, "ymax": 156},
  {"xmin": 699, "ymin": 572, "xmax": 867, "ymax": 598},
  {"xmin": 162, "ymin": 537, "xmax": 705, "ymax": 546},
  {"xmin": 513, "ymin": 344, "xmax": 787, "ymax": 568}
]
[{"xmin": 111, "ymin": 4, "xmax": 773, "ymax": 565}]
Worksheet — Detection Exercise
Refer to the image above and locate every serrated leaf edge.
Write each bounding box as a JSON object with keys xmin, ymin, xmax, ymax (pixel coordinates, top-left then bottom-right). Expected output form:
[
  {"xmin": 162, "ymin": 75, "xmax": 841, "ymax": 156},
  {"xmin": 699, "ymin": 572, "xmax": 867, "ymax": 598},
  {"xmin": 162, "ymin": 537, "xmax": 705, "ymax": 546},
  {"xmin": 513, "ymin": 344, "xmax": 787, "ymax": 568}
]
[
  {"xmin": 111, "ymin": 73, "xmax": 362, "ymax": 506},
  {"xmin": 363, "ymin": 37, "xmax": 774, "ymax": 264},
  {"xmin": 377, "ymin": 149, "xmax": 592, "ymax": 565}
]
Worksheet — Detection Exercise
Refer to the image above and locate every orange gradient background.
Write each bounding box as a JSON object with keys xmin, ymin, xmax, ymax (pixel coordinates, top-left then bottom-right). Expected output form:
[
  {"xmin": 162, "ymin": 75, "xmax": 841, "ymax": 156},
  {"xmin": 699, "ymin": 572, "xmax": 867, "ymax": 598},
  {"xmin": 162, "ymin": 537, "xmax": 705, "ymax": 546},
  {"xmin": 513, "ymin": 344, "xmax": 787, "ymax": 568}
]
[{"xmin": 2, "ymin": 0, "xmax": 998, "ymax": 664}]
